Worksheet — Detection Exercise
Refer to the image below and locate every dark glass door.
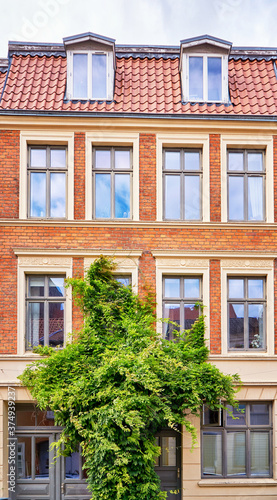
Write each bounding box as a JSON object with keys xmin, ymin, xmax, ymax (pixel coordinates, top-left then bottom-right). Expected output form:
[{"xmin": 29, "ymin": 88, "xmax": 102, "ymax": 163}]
[{"xmin": 155, "ymin": 428, "xmax": 182, "ymax": 500}]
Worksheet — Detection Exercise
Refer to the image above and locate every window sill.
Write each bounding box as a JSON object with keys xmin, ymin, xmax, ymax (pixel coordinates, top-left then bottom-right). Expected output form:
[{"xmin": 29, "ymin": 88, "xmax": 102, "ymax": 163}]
[{"xmin": 198, "ymin": 478, "xmax": 276, "ymax": 487}]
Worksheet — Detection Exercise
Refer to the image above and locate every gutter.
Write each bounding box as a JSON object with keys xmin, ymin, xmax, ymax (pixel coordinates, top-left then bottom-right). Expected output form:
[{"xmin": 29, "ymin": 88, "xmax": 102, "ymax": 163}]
[{"xmin": 0, "ymin": 109, "xmax": 276, "ymax": 122}]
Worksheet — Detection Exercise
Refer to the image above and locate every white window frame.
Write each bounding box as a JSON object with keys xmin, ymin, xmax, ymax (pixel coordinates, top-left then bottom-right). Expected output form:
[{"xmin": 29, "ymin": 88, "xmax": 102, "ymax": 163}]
[
  {"xmin": 221, "ymin": 135, "xmax": 274, "ymax": 223},
  {"xmin": 86, "ymin": 132, "xmax": 139, "ymax": 221},
  {"xmin": 155, "ymin": 256, "xmax": 210, "ymax": 344},
  {"xmin": 20, "ymin": 132, "xmax": 74, "ymax": 220},
  {"xmin": 221, "ymin": 259, "xmax": 274, "ymax": 356},
  {"xmin": 156, "ymin": 133, "xmax": 210, "ymax": 222},
  {"xmin": 17, "ymin": 254, "xmax": 72, "ymax": 356},
  {"xmin": 182, "ymin": 53, "xmax": 229, "ymax": 103},
  {"xmin": 66, "ymin": 50, "xmax": 114, "ymax": 101}
]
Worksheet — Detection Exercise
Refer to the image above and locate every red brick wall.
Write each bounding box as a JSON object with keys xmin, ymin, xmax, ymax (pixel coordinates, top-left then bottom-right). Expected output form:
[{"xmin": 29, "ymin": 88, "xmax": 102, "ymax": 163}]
[
  {"xmin": 209, "ymin": 259, "xmax": 221, "ymax": 354},
  {"xmin": 138, "ymin": 251, "xmax": 156, "ymax": 303},
  {"xmin": 74, "ymin": 132, "xmax": 86, "ymax": 220},
  {"xmin": 72, "ymin": 257, "xmax": 84, "ymax": 334},
  {"xmin": 274, "ymin": 136, "xmax": 277, "ymax": 222},
  {"xmin": 0, "ymin": 130, "xmax": 20, "ymax": 218},
  {"xmin": 139, "ymin": 134, "xmax": 156, "ymax": 221},
  {"xmin": 0, "ymin": 252, "xmax": 17, "ymax": 354},
  {"xmin": 210, "ymin": 134, "xmax": 221, "ymax": 222}
]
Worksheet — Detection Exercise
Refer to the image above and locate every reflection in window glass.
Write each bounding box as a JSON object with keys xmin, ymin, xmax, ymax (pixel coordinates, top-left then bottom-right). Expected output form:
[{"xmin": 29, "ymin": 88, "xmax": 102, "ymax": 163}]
[
  {"xmin": 92, "ymin": 54, "xmax": 107, "ymax": 99},
  {"xmin": 248, "ymin": 279, "xmax": 264, "ymax": 299},
  {"xmin": 35, "ymin": 437, "xmax": 49, "ymax": 478},
  {"xmin": 30, "ymin": 149, "xmax": 46, "ymax": 167},
  {"xmin": 51, "ymin": 149, "xmax": 66, "ymax": 168},
  {"xmin": 226, "ymin": 404, "xmax": 246, "ymax": 426},
  {"xmin": 250, "ymin": 404, "xmax": 270, "ymax": 426},
  {"xmin": 50, "ymin": 173, "xmax": 66, "ymax": 218},
  {"xmin": 189, "ymin": 57, "xmax": 203, "ymax": 100},
  {"xmin": 229, "ymin": 303, "xmax": 244, "ymax": 348},
  {"xmin": 184, "ymin": 303, "xmax": 199, "ymax": 329},
  {"xmin": 95, "ymin": 174, "xmax": 111, "ymax": 218},
  {"xmin": 184, "ymin": 175, "xmax": 200, "ymax": 220},
  {"xmin": 115, "ymin": 174, "xmax": 130, "ymax": 218},
  {"xmin": 228, "ymin": 279, "xmax": 244, "ymax": 299},
  {"xmin": 115, "ymin": 150, "xmax": 130, "ymax": 169},
  {"xmin": 184, "ymin": 278, "xmax": 200, "ymax": 298},
  {"xmin": 208, "ymin": 57, "xmax": 222, "ymax": 101},
  {"xmin": 49, "ymin": 302, "xmax": 64, "ymax": 347},
  {"xmin": 161, "ymin": 437, "xmax": 176, "ymax": 466},
  {"xmin": 95, "ymin": 150, "xmax": 110, "ymax": 169},
  {"xmin": 248, "ymin": 153, "xmax": 263, "ymax": 172},
  {"xmin": 228, "ymin": 176, "xmax": 244, "ymax": 220},
  {"xmin": 73, "ymin": 54, "xmax": 88, "ymax": 98},
  {"xmin": 30, "ymin": 172, "xmax": 46, "ymax": 217},
  {"xmin": 165, "ymin": 175, "xmax": 180, "ymax": 219},
  {"xmin": 165, "ymin": 151, "xmax": 181, "ymax": 170},
  {"xmin": 184, "ymin": 151, "xmax": 200, "ymax": 170},
  {"xmin": 164, "ymin": 278, "xmax": 180, "ymax": 298},
  {"xmin": 228, "ymin": 152, "xmax": 244, "ymax": 171},
  {"xmin": 66, "ymin": 451, "xmax": 80, "ymax": 479}
]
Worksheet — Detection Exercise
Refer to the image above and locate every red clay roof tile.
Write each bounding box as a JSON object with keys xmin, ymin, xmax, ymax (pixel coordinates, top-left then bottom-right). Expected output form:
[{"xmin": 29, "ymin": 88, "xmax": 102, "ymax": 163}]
[{"xmin": 1, "ymin": 54, "xmax": 277, "ymax": 115}]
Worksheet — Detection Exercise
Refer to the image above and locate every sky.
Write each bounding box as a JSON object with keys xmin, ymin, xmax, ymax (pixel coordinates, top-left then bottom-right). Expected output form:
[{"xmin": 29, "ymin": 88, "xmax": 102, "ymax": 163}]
[{"xmin": 1, "ymin": 0, "xmax": 277, "ymax": 58}]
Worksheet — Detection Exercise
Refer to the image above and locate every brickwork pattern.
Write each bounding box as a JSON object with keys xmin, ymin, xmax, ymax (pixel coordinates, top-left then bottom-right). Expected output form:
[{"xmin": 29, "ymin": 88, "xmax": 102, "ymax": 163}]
[
  {"xmin": 139, "ymin": 134, "xmax": 156, "ymax": 221},
  {"xmin": 74, "ymin": 132, "xmax": 86, "ymax": 220},
  {"xmin": 0, "ymin": 130, "xmax": 20, "ymax": 219},
  {"xmin": 209, "ymin": 134, "xmax": 221, "ymax": 222},
  {"xmin": 72, "ymin": 257, "xmax": 84, "ymax": 334},
  {"xmin": 209, "ymin": 259, "xmax": 221, "ymax": 354},
  {"xmin": 138, "ymin": 251, "xmax": 156, "ymax": 303},
  {"xmin": 274, "ymin": 259, "xmax": 277, "ymax": 354},
  {"xmin": 0, "ymin": 253, "xmax": 17, "ymax": 354}
]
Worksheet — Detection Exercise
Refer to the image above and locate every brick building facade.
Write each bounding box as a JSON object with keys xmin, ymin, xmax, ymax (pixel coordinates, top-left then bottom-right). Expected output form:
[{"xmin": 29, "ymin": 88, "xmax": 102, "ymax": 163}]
[{"xmin": 0, "ymin": 32, "xmax": 277, "ymax": 498}]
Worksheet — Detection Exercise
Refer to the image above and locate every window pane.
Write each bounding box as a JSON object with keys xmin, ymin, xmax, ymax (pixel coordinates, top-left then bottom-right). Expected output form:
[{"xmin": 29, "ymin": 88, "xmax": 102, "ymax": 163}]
[
  {"xmin": 30, "ymin": 172, "xmax": 46, "ymax": 217},
  {"xmin": 92, "ymin": 54, "xmax": 107, "ymax": 99},
  {"xmin": 165, "ymin": 151, "xmax": 181, "ymax": 170},
  {"xmin": 28, "ymin": 302, "xmax": 44, "ymax": 347},
  {"xmin": 202, "ymin": 432, "xmax": 222, "ymax": 476},
  {"xmin": 228, "ymin": 176, "xmax": 244, "ymax": 220},
  {"xmin": 49, "ymin": 302, "xmax": 64, "ymax": 347},
  {"xmin": 248, "ymin": 279, "xmax": 264, "ymax": 299},
  {"xmin": 184, "ymin": 303, "xmax": 199, "ymax": 329},
  {"xmin": 228, "ymin": 152, "xmax": 244, "ymax": 171},
  {"xmin": 95, "ymin": 173, "xmax": 111, "ymax": 218},
  {"xmin": 73, "ymin": 54, "xmax": 88, "ymax": 98},
  {"xmin": 115, "ymin": 174, "xmax": 130, "ymax": 218},
  {"xmin": 29, "ymin": 276, "xmax": 44, "ymax": 297},
  {"xmin": 184, "ymin": 151, "xmax": 200, "ymax": 170},
  {"xmin": 184, "ymin": 175, "xmax": 200, "ymax": 220},
  {"xmin": 116, "ymin": 276, "xmax": 131, "ymax": 287},
  {"xmin": 50, "ymin": 149, "xmax": 66, "ymax": 168},
  {"xmin": 229, "ymin": 303, "xmax": 244, "ymax": 348},
  {"xmin": 184, "ymin": 278, "xmax": 200, "ymax": 298},
  {"xmin": 95, "ymin": 150, "xmax": 111, "ymax": 169},
  {"xmin": 163, "ymin": 303, "xmax": 180, "ymax": 340},
  {"xmin": 250, "ymin": 404, "xmax": 270, "ymax": 426},
  {"xmin": 17, "ymin": 437, "xmax": 32, "ymax": 478},
  {"xmin": 30, "ymin": 148, "xmax": 46, "ymax": 167},
  {"xmin": 251, "ymin": 432, "xmax": 270, "ymax": 476},
  {"xmin": 115, "ymin": 150, "xmax": 130, "ymax": 169},
  {"xmin": 66, "ymin": 451, "xmax": 80, "ymax": 479},
  {"xmin": 164, "ymin": 278, "xmax": 180, "ymax": 298},
  {"xmin": 227, "ymin": 432, "xmax": 246, "ymax": 476},
  {"xmin": 203, "ymin": 406, "xmax": 220, "ymax": 425},
  {"xmin": 226, "ymin": 404, "xmax": 246, "ymax": 426},
  {"xmin": 228, "ymin": 279, "xmax": 244, "ymax": 299},
  {"xmin": 247, "ymin": 153, "xmax": 263, "ymax": 172},
  {"xmin": 208, "ymin": 57, "xmax": 222, "ymax": 101},
  {"xmin": 50, "ymin": 172, "xmax": 66, "ymax": 218},
  {"xmin": 35, "ymin": 437, "xmax": 49, "ymax": 478},
  {"xmin": 248, "ymin": 176, "xmax": 263, "ymax": 220},
  {"xmin": 161, "ymin": 437, "xmax": 176, "ymax": 466},
  {"xmin": 165, "ymin": 175, "xmax": 180, "ymax": 219},
  {"xmin": 49, "ymin": 277, "xmax": 65, "ymax": 297},
  {"xmin": 248, "ymin": 304, "xmax": 264, "ymax": 349},
  {"xmin": 189, "ymin": 57, "xmax": 203, "ymax": 100}
]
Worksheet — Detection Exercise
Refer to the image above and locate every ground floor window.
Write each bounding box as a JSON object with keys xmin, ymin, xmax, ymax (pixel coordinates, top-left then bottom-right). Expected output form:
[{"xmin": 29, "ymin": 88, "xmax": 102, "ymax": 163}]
[{"xmin": 202, "ymin": 402, "xmax": 272, "ymax": 478}]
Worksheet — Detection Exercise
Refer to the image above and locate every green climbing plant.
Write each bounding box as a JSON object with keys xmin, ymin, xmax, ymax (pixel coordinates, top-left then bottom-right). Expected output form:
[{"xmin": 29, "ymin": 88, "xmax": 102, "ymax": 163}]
[{"xmin": 20, "ymin": 256, "xmax": 239, "ymax": 500}]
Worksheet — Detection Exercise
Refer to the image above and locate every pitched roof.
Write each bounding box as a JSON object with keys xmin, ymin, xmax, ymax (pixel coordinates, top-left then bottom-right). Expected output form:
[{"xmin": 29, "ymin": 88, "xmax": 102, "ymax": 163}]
[{"xmin": 0, "ymin": 53, "xmax": 277, "ymax": 116}]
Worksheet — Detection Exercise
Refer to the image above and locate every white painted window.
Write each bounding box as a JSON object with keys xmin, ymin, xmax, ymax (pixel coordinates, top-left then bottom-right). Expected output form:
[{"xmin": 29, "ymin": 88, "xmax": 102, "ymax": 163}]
[{"xmin": 67, "ymin": 50, "xmax": 113, "ymax": 100}]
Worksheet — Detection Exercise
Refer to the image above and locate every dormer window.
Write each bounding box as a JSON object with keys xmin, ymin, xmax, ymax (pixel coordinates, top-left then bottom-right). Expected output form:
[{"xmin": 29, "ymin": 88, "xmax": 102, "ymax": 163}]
[
  {"xmin": 73, "ymin": 52, "xmax": 107, "ymax": 99},
  {"xmin": 180, "ymin": 35, "xmax": 232, "ymax": 103},
  {"xmin": 64, "ymin": 32, "xmax": 116, "ymax": 101}
]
